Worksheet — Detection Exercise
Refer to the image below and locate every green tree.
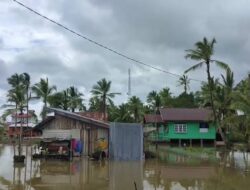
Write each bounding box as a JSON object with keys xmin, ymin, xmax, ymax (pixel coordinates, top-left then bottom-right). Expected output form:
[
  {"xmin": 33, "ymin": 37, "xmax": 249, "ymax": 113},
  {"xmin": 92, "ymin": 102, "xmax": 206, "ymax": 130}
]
[
  {"xmin": 2, "ymin": 73, "xmax": 31, "ymax": 156},
  {"xmin": 178, "ymin": 74, "xmax": 190, "ymax": 94},
  {"xmin": 88, "ymin": 97, "xmax": 102, "ymax": 112},
  {"xmin": 48, "ymin": 91, "xmax": 69, "ymax": 110},
  {"xmin": 32, "ymin": 78, "xmax": 56, "ymax": 119},
  {"xmin": 147, "ymin": 90, "xmax": 161, "ymax": 113},
  {"xmin": 128, "ymin": 96, "xmax": 144, "ymax": 123},
  {"xmin": 109, "ymin": 103, "xmax": 132, "ymax": 122},
  {"xmin": 217, "ymin": 68, "xmax": 235, "ymax": 122},
  {"xmin": 23, "ymin": 73, "xmax": 31, "ymax": 129},
  {"xmin": 91, "ymin": 78, "xmax": 120, "ymax": 119},
  {"xmin": 159, "ymin": 87, "xmax": 172, "ymax": 107},
  {"xmin": 67, "ymin": 86, "xmax": 84, "ymax": 112},
  {"xmin": 171, "ymin": 92, "xmax": 197, "ymax": 108},
  {"xmin": 230, "ymin": 75, "xmax": 250, "ymax": 144},
  {"xmin": 185, "ymin": 37, "xmax": 229, "ymax": 141}
]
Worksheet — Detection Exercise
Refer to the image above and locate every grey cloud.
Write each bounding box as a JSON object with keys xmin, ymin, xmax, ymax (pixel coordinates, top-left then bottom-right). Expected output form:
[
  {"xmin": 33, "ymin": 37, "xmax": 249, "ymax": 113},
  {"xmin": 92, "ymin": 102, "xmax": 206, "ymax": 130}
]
[
  {"xmin": 0, "ymin": 0, "xmax": 250, "ymax": 110},
  {"xmin": 0, "ymin": 59, "xmax": 9, "ymax": 90}
]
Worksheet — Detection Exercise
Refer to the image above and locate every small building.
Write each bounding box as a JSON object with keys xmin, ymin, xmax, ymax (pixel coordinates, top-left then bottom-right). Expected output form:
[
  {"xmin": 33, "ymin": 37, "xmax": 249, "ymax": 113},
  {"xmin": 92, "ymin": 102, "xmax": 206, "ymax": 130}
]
[
  {"xmin": 109, "ymin": 123, "xmax": 143, "ymax": 160},
  {"xmin": 144, "ymin": 108, "xmax": 216, "ymax": 147},
  {"xmin": 7, "ymin": 110, "xmax": 39, "ymax": 138},
  {"xmin": 34, "ymin": 108, "xmax": 109, "ymax": 156}
]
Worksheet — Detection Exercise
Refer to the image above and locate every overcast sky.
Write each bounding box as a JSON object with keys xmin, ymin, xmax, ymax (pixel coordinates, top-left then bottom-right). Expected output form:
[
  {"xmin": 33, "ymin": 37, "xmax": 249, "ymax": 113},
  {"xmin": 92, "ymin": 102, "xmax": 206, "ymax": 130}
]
[{"xmin": 0, "ymin": 0, "xmax": 250, "ymax": 115}]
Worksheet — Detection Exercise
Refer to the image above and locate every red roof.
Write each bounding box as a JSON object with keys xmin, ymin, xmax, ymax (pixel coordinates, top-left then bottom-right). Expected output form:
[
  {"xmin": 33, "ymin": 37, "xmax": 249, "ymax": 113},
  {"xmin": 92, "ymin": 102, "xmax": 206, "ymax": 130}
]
[
  {"xmin": 144, "ymin": 114, "xmax": 163, "ymax": 123},
  {"xmin": 159, "ymin": 108, "xmax": 213, "ymax": 122},
  {"xmin": 12, "ymin": 114, "xmax": 32, "ymax": 118},
  {"xmin": 76, "ymin": 112, "xmax": 108, "ymax": 122}
]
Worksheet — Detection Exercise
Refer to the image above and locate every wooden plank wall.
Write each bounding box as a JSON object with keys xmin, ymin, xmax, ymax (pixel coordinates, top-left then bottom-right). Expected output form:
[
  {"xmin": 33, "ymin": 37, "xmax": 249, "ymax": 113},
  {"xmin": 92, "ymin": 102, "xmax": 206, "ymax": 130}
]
[{"xmin": 43, "ymin": 115, "xmax": 109, "ymax": 155}]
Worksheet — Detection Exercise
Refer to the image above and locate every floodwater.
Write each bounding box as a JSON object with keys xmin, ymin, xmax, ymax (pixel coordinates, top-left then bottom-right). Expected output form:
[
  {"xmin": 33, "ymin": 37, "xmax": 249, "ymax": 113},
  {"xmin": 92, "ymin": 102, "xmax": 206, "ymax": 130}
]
[{"xmin": 0, "ymin": 145, "xmax": 250, "ymax": 190}]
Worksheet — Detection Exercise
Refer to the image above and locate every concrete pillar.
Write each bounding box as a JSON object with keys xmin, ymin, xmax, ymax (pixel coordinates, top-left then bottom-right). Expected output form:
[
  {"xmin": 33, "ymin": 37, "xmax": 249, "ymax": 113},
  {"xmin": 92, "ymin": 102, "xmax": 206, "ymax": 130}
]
[
  {"xmin": 190, "ymin": 139, "xmax": 192, "ymax": 147},
  {"xmin": 179, "ymin": 139, "xmax": 181, "ymax": 147},
  {"xmin": 200, "ymin": 139, "xmax": 203, "ymax": 147}
]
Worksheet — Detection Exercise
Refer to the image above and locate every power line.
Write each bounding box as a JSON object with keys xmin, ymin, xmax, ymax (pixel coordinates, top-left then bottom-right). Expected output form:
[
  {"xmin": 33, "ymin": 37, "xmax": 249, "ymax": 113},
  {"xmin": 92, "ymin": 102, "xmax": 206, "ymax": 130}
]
[{"xmin": 12, "ymin": 0, "xmax": 203, "ymax": 82}]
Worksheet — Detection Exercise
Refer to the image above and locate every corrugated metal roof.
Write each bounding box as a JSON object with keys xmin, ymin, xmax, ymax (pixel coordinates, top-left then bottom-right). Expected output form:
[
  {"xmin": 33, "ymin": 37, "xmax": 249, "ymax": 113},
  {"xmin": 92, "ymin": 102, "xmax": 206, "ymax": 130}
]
[
  {"xmin": 76, "ymin": 112, "xmax": 107, "ymax": 121},
  {"xmin": 159, "ymin": 108, "xmax": 213, "ymax": 122},
  {"xmin": 48, "ymin": 108, "xmax": 109, "ymax": 129},
  {"xmin": 11, "ymin": 114, "xmax": 32, "ymax": 118},
  {"xmin": 144, "ymin": 114, "xmax": 163, "ymax": 123},
  {"xmin": 33, "ymin": 116, "xmax": 55, "ymax": 130}
]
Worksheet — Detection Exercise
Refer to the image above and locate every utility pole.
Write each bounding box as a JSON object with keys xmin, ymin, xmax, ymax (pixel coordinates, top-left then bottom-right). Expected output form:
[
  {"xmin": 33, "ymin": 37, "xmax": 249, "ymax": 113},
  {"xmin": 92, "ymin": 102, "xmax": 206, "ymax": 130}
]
[{"xmin": 127, "ymin": 68, "xmax": 131, "ymax": 97}]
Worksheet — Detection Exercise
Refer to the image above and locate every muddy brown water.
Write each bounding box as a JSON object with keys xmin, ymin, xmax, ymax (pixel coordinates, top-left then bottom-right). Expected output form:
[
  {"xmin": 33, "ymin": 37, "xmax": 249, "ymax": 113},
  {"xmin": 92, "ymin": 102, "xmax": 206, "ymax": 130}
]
[{"xmin": 0, "ymin": 145, "xmax": 250, "ymax": 190}]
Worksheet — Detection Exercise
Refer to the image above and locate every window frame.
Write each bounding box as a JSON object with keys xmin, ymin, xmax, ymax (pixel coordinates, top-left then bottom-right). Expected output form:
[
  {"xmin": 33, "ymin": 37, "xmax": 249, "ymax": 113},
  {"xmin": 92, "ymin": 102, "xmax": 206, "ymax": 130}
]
[
  {"xmin": 199, "ymin": 122, "xmax": 209, "ymax": 133},
  {"xmin": 174, "ymin": 123, "xmax": 187, "ymax": 134}
]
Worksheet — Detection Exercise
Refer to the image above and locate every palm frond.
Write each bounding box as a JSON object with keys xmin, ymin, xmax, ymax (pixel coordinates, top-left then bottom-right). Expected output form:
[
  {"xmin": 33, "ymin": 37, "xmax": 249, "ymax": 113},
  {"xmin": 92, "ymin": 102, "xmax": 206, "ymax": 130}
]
[
  {"xmin": 213, "ymin": 60, "xmax": 229, "ymax": 70},
  {"xmin": 184, "ymin": 62, "xmax": 204, "ymax": 73}
]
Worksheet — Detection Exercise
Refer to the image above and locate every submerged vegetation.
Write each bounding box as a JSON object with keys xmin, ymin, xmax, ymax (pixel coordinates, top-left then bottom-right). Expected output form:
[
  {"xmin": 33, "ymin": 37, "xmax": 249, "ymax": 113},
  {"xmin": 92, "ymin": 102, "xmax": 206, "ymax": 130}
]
[{"xmin": 1, "ymin": 37, "xmax": 250, "ymax": 146}]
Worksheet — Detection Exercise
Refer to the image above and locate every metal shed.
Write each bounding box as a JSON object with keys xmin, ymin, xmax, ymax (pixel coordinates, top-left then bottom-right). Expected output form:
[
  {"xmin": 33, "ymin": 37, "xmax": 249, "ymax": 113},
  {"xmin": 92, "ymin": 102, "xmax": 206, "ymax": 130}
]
[{"xmin": 109, "ymin": 123, "xmax": 143, "ymax": 161}]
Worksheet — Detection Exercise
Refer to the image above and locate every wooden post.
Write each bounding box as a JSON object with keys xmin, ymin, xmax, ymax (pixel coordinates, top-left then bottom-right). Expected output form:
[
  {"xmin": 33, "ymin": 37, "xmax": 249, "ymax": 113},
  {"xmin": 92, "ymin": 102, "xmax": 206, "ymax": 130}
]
[
  {"xmin": 13, "ymin": 142, "xmax": 16, "ymax": 156},
  {"xmin": 190, "ymin": 139, "xmax": 192, "ymax": 147},
  {"xmin": 70, "ymin": 137, "xmax": 73, "ymax": 161},
  {"xmin": 200, "ymin": 139, "xmax": 203, "ymax": 147},
  {"xmin": 179, "ymin": 139, "xmax": 181, "ymax": 147},
  {"xmin": 88, "ymin": 128, "xmax": 90, "ymax": 156}
]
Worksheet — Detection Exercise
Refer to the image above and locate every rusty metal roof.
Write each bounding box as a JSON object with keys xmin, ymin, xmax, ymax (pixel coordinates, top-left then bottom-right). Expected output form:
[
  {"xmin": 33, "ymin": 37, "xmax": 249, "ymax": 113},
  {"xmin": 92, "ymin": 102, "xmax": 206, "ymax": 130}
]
[
  {"xmin": 144, "ymin": 114, "xmax": 163, "ymax": 123},
  {"xmin": 49, "ymin": 108, "xmax": 109, "ymax": 128},
  {"xmin": 159, "ymin": 108, "xmax": 213, "ymax": 122}
]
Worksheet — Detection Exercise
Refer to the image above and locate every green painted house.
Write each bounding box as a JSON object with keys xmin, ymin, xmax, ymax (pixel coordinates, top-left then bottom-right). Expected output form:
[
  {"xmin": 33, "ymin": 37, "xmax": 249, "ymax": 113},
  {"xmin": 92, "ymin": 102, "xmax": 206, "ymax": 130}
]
[{"xmin": 144, "ymin": 108, "xmax": 217, "ymax": 146}]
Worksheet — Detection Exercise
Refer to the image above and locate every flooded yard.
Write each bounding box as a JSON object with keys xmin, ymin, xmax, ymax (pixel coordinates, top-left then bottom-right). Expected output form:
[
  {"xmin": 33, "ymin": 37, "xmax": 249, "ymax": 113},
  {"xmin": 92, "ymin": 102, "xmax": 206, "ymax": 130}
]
[{"xmin": 0, "ymin": 145, "xmax": 250, "ymax": 190}]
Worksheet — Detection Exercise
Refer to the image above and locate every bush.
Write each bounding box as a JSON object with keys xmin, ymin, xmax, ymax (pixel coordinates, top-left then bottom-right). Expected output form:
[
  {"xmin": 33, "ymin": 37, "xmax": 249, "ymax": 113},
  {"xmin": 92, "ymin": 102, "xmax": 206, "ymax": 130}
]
[
  {"xmin": 0, "ymin": 127, "xmax": 4, "ymax": 142},
  {"xmin": 229, "ymin": 132, "xmax": 246, "ymax": 143}
]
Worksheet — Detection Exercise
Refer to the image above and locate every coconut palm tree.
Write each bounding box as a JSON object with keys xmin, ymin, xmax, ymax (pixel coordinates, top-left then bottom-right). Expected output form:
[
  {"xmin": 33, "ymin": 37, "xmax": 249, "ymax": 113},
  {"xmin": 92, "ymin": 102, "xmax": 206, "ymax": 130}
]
[
  {"xmin": 91, "ymin": 78, "xmax": 120, "ymax": 120},
  {"xmin": 5, "ymin": 73, "xmax": 27, "ymax": 121},
  {"xmin": 220, "ymin": 68, "xmax": 235, "ymax": 117},
  {"xmin": 178, "ymin": 74, "xmax": 190, "ymax": 94},
  {"xmin": 88, "ymin": 97, "xmax": 102, "ymax": 112},
  {"xmin": 229, "ymin": 75, "xmax": 250, "ymax": 144},
  {"xmin": 159, "ymin": 87, "xmax": 172, "ymax": 107},
  {"xmin": 112, "ymin": 103, "xmax": 132, "ymax": 122},
  {"xmin": 2, "ymin": 73, "xmax": 28, "ymax": 157},
  {"xmin": 147, "ymin": 91, "xmax": 161, "ymax": 114},
  {"xmin": 67, "ymin": 86, "xmax": 84, "ymax": 112},
  {"xmin": 22, "ymin": 73, "xmax": 31, "ymax": 130},
  {"xmin": 32, "ymin": 78, "xmax": 56, "ymax": 119},
  {"xmin": 185, "ymin": 37, "xmax": 229, "ymax": 141},
  {"xmin": 128, "ymin": 96, "xmax": 144, "ymax": 123},
  {"xmin": 48, "ymin": 91, "xmax": 67, "ymax": 110}
]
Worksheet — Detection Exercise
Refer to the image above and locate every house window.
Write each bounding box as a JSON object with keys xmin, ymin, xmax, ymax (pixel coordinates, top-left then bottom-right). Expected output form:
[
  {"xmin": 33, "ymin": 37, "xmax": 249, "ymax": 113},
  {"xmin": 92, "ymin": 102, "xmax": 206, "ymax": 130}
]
[
  {"xmin": 174, "ymin": 124, "xmax": 187, "ymax": 133},
  {"xmin": 200, "ymin": 122, "xmax": 209, "ymax": 133}
]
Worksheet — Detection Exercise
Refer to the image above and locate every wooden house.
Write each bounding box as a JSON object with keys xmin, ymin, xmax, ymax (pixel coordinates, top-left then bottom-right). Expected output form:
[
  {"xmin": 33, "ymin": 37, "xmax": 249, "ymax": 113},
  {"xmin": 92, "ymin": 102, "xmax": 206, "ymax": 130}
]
[
  {"xmin": 34, "ymin": 108, "xmax": 109, "ymax": 156},
  {"xmin": 144, "ymin": 108, "xmax": 217, "ymax": 147}
]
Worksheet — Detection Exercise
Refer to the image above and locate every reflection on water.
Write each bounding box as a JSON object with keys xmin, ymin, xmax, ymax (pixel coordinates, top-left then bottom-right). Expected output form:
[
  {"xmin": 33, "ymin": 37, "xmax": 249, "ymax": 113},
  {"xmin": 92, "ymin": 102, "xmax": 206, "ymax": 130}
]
[{"xmin": 0, "ymin": 145, "xmax": 250, "ymax": 190}]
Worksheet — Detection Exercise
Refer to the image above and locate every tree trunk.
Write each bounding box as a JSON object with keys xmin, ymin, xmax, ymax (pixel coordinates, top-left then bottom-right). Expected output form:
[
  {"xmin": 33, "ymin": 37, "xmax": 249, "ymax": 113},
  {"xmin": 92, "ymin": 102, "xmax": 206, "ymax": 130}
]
[
  {"xmin": 103, "ymin": 96, "xmax": 106, "ymax": 121},
  {"xmin": 19, "ymin": 109, "xmax": 23, "ymax": 156},
  {"xmin": 43, "ymin": 101, "xmax": 47, "ymax": 120},
  {"xmin": 206, "ymin": 62, "xmax": 225, "ymax": 142},
  {"xmin": 26, "ymin": 90, "xmax": 29, "ymax": 137},
  {"xmin": 15, "ymin": 103, "xmax": 21, "ymax": 156}
]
